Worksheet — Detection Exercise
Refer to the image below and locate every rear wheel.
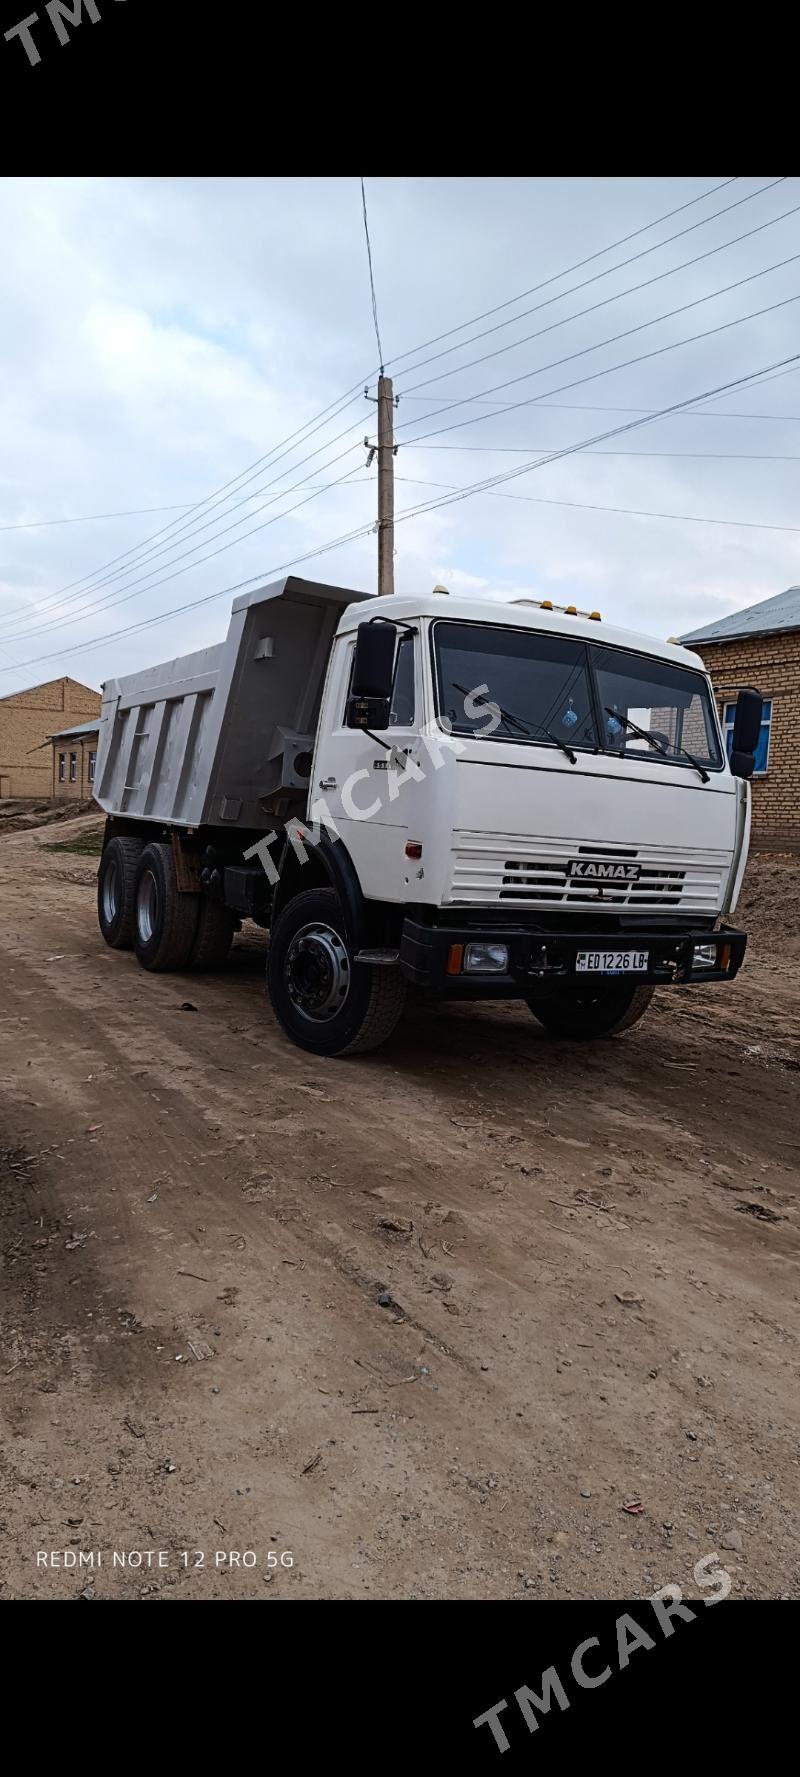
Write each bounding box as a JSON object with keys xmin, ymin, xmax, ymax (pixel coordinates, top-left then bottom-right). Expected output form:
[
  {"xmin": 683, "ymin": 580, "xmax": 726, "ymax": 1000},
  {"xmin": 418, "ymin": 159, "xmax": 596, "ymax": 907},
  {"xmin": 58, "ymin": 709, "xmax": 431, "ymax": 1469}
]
[
  {"xmin": 528, "ymin": 981, "xmax": 654, "ymax": 1040},
  {"xmin": 97, "ymin": 836, "xmax": 145, "ymax": 949},
  {"xmin": 189, "ymin": 899, "xmax": 237, "ymax": 971},
  {"xmin": 133, "ymin": 842, "xmax": 199, "ymax": 972},
  {"xmin": 267, "ymin": 887, "xmax": 406, "ymax": 1056}
]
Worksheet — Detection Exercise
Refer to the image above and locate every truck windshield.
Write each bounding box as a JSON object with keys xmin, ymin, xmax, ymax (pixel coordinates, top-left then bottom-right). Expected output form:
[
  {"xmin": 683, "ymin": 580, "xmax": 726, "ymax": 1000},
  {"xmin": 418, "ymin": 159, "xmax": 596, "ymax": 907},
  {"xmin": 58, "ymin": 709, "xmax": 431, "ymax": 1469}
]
[{"xmin": 431, "ymin": 621, "xmax": 723, "ymax": 771}]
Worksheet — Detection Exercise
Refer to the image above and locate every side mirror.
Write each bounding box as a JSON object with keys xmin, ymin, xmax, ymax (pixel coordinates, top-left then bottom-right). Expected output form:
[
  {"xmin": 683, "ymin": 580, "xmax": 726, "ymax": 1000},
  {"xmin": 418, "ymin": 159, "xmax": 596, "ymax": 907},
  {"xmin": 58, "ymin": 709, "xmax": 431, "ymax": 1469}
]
[
  {"xmin": 729, "ymin": 686, "xmax": 763, "ymax": 780},
  {"xmin": 346, "ymin": 621, "xmax": 396, "ymax": 731}
]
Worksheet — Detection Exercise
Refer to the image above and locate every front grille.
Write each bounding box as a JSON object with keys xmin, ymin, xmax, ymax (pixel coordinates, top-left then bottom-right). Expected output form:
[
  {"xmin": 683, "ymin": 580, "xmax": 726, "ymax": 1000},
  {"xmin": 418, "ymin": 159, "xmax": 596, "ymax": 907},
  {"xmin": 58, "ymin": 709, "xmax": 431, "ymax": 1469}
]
[
  {"xmin": 448, "ymin": 836, "xmax": 726, "ymax": 914},
  {"xmin": 499, "ymin": 859, "xmax": 687, "ymax": 905}
]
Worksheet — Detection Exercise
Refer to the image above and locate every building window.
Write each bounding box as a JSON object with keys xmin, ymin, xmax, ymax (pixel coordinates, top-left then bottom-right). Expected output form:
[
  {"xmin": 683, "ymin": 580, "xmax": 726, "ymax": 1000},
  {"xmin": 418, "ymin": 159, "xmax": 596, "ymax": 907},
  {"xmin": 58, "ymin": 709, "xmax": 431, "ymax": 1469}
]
[
  {"xmin": 69, "ymin": 752, "xmax": 77, "ymax": 783},
  {"xmin": 58, "ymin": 753, "xmax": 66, "ymax": 783},
  {"xmin": 723, "ymin": 698, "xmax": 772, "ymax": 775},
  {"xmin": 88, "ymin": 750, "xmax": 96, "ymax": 783}
]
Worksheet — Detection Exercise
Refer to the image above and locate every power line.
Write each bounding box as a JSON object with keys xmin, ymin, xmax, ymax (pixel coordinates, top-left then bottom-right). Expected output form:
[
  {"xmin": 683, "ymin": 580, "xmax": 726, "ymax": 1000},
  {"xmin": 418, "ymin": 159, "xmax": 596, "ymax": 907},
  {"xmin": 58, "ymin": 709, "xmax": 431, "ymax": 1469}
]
[
  {"xmin": 8, "ymin": 179, "xmax": 741, "ymax": 622},
  {"xmin": 0, "ymin": 454, "xmax": 369, "ymax": 649},
  {"xmin": 401, "ymin": 193, "xmax": 800, "ymax": 399},
  {"xmin": 0, "ymin": 383, "xmax": 372, "ymax": 630},
  {"xmin": 2, "ymin": 348, "xmax": 798, "ymax": 684},
  {"xmin": 382, "ymin": 177, "xmax": 742, "ymax": 375},
  {"xmin": 728, "ymin": 361, "xmax": 800, "ymax": 396},
  {"xmin": 397, "ymin": 283, "xmax": 800, "ymax": 452},
  {"xmin": 0, "ymin": 518, "xmax": 378, "ymax": 679},
  {"xmin": 0, "ymin": 408, "xmax": 370, "ymax": 634},
  {"xmin": 396, "ymin": 393, "xmax": 800, "ymax": 421},
  {"xmin": 0, "ymin": 502, "xmax": 193, "ymax": 533},
  {"xmin": 6, "ymin": 287, "xmax": 797, "ymax": 650},
  {"xmin": 280, "ymin": 468, "xmax": 800, "ymax": 530},
  {"xmin": 49, "ymin": 438, "xmax": 362, "ymax": 616},
  {"xmin": 0, "ymin": 641, "xmax": 34, "ymax": 687},
  {"xmin": 1, "ymin": 182, "xmax": 759, "ymax": 632},
  {"xmin": 391, "ymin": 473, "xmax": 800, "ymax": 535},
  {"xmin": 360, "ymin": 177, "xmax": 385, "ymax": 372},
  {"xmin": 399, "ymin": 445, "xmax": 800, "ymax": 460},
  {"xmin": 62, "ymin": 216, "xmax": 788, "ymax": 623},
  {"xmin": 387, "ymin": 349, "xmax": 800, "ymax": 529},
  {"xmin": 1, "ymin": 183, "xmax": 787, "ymax": 649},
  {"xmin": 9, "ymin": 259, "xmax": 789, "ymax": 625},
  {"xmin": 394, "ymin": 178, "xmax": 791, "ymax": 391},
  {"xmin": 400, "ymin": 250, "xmax": 800, "ymax": 444},
  {"xmin": 76, "ymin": 400, "xmax": 368, "ymax": 593}
]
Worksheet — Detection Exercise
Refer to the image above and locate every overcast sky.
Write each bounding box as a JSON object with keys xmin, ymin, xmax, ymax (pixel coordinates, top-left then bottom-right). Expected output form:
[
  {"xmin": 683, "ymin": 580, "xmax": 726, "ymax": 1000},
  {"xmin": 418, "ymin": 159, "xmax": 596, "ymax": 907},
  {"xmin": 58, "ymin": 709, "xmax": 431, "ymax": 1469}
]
[{"xmin": 1, "ymin": 174, "xmax": 799, "ymax": 697}]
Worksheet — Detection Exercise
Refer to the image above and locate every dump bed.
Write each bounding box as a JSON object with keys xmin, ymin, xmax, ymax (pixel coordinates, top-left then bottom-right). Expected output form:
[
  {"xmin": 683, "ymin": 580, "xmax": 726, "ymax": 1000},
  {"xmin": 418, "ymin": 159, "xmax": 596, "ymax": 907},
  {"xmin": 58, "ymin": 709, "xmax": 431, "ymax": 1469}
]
[{"xmin": 94, "ymin": 575, "xmax": 369, "ymax": 831}]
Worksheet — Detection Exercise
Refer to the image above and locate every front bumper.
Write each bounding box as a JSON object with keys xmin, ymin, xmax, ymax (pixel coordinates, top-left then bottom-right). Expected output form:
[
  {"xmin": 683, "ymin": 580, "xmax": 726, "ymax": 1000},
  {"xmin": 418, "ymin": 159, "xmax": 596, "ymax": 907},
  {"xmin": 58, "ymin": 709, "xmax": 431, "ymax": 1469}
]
[{"xmin": 399, "ymin": 917, "xmax": 747, "ymax": 997}]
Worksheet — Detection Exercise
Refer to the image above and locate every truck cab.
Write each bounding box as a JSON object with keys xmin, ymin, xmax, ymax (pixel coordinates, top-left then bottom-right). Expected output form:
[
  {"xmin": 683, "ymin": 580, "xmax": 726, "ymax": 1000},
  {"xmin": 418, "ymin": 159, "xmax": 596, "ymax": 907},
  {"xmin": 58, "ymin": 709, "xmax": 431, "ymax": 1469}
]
[{"xmin": 93, "ymin": 576, "xmax": 762, "ymax": 1058}]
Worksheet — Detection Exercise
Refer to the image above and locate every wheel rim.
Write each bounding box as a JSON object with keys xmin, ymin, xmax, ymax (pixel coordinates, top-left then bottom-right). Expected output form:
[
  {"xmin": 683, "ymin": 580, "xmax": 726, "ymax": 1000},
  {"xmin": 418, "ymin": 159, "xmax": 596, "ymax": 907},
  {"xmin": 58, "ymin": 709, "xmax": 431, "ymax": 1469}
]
[
  {"xmin": 102, "ymin": 857, "xmax": 119, "ymax": 924},
  {"xmin": 284, "ymin": 922, "xmax": 351, "ymax": 1021},
  {"xmin": 136, "ymin": 868, "xmax": 160, "ymax": 944}
]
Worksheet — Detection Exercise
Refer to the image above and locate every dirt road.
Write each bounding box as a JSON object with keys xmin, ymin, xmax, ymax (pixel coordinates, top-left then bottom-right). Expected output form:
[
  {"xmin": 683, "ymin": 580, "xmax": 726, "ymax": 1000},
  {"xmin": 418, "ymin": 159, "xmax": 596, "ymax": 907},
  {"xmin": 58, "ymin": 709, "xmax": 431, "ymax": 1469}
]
[{"xmin": 1, "ymin": 816, "xmax": 798, "ymax": 1600}]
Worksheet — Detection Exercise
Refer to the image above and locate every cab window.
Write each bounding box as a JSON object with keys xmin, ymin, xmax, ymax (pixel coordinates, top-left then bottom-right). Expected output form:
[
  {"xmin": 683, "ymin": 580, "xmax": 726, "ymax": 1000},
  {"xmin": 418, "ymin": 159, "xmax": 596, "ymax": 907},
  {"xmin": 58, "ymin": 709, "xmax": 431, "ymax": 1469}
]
[
  {"xmin": 388, "ymin": 635, "xmax": 415, "ymax": 727},
  {"xmin": 342, "ymin": 634, "xmax": 416, "ymax": 727}
]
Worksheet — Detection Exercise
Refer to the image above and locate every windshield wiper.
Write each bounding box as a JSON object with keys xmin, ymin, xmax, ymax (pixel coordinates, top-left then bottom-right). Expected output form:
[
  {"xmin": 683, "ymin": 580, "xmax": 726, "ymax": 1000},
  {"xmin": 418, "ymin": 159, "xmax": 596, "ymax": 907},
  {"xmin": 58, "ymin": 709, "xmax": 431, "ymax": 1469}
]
[
  {"xmin": 454, "ymin": 684, "xmax": 577, "ymax": 763},
  {"xmin": 605, "ymin": 708, "xmax": 709, "ymax": 784}
]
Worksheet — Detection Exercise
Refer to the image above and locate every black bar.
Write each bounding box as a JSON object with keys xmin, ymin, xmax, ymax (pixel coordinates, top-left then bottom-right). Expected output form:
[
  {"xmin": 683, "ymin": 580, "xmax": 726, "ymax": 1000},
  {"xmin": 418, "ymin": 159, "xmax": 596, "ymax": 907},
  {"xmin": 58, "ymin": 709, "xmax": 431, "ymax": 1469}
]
[{"xmin": 399, "ymin": 917, "xmax": 747, "ymax": 995}]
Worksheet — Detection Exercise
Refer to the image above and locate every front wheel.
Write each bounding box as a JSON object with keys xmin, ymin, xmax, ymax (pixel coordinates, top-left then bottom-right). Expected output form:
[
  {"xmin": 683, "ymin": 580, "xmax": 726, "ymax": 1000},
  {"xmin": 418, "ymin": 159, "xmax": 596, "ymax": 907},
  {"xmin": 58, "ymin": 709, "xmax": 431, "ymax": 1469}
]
[
  {"xmin": 267, "ymin": 887, "xmax": 406, "ymax": 1056},
  {"xmin": 528, "ymin": 981, "xmax": 654, "ymax": 1040}
]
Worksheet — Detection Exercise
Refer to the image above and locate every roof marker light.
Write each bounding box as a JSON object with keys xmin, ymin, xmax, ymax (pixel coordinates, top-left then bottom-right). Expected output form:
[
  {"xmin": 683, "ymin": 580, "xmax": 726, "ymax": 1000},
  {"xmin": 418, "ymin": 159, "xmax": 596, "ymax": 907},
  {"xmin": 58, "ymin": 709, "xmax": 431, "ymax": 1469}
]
[{"xmin": 508, "ymin": 597, "xmax": 602, "ymax": 620}]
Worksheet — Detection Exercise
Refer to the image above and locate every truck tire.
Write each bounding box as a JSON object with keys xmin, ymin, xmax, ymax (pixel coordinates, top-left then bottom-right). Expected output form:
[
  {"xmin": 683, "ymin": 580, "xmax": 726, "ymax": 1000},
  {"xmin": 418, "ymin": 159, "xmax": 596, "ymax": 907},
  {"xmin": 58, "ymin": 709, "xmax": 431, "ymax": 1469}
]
[
  {"xmin": 97, "ymin": 835, "xmax": 145, "ymax": 950},
  {"xmin": 189, "ymin": 899, "xmax": 237, "ymax": 971},
  {"xmin": 133, "ymin": 841, "xmax": 199, "ymax": 972},
  {"xmin": 267, "ymin": 887, "xmax": 406, "ymax": 1057},
  {"xmin": 528, "ymin": 982, "xmax": 654, "ymax": 1040}
]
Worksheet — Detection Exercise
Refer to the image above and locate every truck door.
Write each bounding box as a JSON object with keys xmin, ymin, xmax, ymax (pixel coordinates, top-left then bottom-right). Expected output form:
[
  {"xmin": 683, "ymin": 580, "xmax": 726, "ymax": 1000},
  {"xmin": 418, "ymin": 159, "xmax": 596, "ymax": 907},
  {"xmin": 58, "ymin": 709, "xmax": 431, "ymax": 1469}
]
[{"xmin": 312, "ymin": 631, "xmax": 423, "ymax": 900}]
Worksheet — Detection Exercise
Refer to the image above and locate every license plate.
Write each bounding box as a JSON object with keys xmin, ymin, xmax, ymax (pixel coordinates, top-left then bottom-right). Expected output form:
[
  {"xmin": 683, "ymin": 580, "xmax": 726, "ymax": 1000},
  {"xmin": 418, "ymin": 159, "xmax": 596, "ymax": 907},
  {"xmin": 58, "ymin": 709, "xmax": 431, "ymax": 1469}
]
[{"xmin": 576, "ymin": 949, "xmax": 649, "ymax": 975}]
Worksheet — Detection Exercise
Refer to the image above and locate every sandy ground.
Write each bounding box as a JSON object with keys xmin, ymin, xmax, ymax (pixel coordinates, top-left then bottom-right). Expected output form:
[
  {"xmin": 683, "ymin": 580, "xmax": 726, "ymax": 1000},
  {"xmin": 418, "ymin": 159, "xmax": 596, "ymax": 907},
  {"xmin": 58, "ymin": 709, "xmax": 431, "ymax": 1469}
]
[{"xmin": 1, "ymin": 814, "xmax": 798, "ymax": 1601}]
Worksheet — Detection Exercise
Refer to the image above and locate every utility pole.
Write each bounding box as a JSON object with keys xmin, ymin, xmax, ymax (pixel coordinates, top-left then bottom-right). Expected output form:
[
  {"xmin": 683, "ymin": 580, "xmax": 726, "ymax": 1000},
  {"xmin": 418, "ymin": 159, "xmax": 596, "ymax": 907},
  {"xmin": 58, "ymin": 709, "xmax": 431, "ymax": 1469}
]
[{"xmin": 377, "ymin": 374, "xmax": 395, "ymax": 596}]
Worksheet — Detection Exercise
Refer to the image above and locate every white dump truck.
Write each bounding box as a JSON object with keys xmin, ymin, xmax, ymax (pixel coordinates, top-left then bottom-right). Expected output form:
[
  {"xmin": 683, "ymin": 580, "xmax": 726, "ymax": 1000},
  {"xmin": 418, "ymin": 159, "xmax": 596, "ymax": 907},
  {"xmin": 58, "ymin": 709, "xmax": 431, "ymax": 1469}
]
[{"xmin": 93, "ymin": 574, "xmax": 762, "ymax": 1056}]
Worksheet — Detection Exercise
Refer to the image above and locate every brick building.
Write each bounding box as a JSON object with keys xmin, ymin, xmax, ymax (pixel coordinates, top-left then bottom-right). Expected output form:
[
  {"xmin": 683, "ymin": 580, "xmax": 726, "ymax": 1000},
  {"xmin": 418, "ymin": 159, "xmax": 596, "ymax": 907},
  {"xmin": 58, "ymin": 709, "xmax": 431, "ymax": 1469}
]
[
  {"xmin": 49, "ymin": 720, "xmax": 101, "ymax": 801},
  {"xmin": 0, "ymin": 676, "xmax": 100, "ymax": 799},
  {"xmin": 681, "ymin": 584, "xmax": 800, "ymax": 849}
]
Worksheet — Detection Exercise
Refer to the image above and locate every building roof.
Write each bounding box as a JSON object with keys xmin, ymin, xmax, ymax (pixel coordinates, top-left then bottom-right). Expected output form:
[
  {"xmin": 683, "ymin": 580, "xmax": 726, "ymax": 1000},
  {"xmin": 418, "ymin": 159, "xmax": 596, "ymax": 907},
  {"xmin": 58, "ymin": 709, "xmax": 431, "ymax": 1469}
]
[
  {"xmin": 48, "ymin": 720, "xmax": 101, "ymax": 742},
  {"xmin": 0, "ymin": 674, "xmax": 100, "ymax": 706},
  {"xmin": 681, "ymin": 584, "xmax": 800, "ymax": 646}
]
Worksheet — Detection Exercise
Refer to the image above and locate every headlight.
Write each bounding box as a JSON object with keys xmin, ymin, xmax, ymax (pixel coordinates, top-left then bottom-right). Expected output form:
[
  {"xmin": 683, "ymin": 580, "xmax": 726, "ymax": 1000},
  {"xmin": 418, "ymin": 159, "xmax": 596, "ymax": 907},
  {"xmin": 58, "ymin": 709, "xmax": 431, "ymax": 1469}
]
[
  {"xmin": 463, "ymin": 941, "xmax": 509, "ymax": 974},
  {"xmin": 692, "ymin": 943, "xmax": 717, "ymax": 968}
]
